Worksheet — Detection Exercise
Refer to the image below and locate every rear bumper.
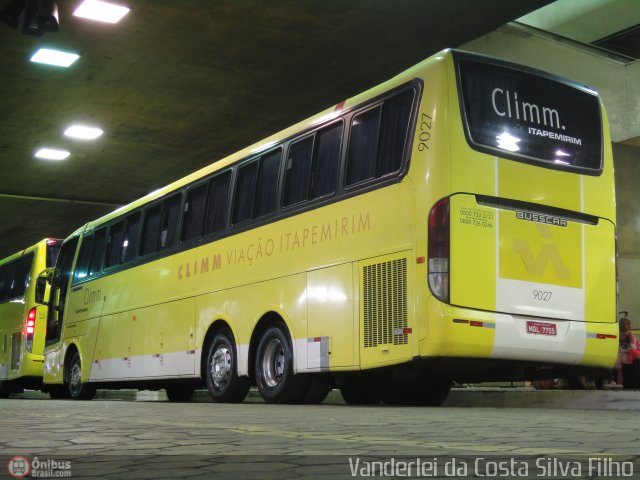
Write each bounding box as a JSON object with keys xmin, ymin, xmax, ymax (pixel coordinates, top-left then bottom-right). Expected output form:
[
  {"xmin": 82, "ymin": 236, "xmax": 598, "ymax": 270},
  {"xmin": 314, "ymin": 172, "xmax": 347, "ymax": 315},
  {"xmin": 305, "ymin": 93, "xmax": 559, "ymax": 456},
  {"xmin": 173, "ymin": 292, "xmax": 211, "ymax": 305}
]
[{"xmin": 420, "ymin": 297, "xmax": 618, "ymax": 370}]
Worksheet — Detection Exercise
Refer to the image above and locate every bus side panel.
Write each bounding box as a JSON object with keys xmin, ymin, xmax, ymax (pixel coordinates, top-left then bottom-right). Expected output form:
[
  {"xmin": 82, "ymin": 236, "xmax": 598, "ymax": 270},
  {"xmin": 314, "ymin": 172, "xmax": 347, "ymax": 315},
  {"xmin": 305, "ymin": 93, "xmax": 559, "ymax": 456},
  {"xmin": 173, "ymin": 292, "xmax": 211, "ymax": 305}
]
[
  {"xmin": 43, "ymin": 343, "xmax": 65, "ymax": 384},
  {"xmin": 90, "ymin": 300, "xmax": 197, "ymax": 381},
  {"xmin": 195, "ymin": 273, "xmax": 307, "ymax": 376},
  {"xmin": 142, "ymin": 298, "xmax": 196, "ymax": 377},
  {"xmin": 306, "ymin": 263, "xmax": 356, "ymax": 369}
]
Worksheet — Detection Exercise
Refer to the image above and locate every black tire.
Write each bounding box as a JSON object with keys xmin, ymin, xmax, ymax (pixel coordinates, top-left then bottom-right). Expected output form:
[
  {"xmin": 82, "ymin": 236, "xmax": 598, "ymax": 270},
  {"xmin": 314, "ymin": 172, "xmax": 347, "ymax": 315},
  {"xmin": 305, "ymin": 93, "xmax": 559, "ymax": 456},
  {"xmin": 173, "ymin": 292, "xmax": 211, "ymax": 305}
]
[
  {"xmin": 340, "ymin": 381, "xmax": 381, "ymax": 405},
  {"xmin": 255, "ymin": 322, "xmax": 308, "ymax": 404},
  {"xmin": 205, "ymin": 329, "xmax": 250, "ymax": 403},
  {"xmin": 0, "ymin": 380, "xmax": 10, "ymax": 399},
  {"xmin": 301, "ymin": 374, "xmax": 333, "ymax": 404},
  {"xmin": 48, "ymin": 385, "xmax": 71, "ymax": 399},
  {"xmin": 165, "ymin": 385, "xmax": 195, "ymax": 402},
  {"xmin": 66, "ymin": 351, "xmax": 96, "ymax": 400}
]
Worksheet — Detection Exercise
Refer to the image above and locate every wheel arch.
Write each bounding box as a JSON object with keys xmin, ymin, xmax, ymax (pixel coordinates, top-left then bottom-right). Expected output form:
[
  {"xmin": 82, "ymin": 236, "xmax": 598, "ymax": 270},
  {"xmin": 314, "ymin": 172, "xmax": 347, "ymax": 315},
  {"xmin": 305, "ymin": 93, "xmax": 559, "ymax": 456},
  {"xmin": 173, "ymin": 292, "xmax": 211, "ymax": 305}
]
[
  {"xmin": 62, "ymin": 343, "xmax": 79, "ymax": 382},
  {"xmin": 248, "ymin": 311, "xmax": 293, "ymax": 380}
]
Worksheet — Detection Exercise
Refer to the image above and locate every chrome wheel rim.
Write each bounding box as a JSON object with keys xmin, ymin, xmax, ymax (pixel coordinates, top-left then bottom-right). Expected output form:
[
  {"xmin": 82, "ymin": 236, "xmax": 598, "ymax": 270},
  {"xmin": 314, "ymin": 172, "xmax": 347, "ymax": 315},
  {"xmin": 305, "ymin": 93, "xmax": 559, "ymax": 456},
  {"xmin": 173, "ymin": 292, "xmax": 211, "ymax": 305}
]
[
  {"xmin": 211, "ymin": 345, "xmax": 232, "ymax": 389},
  {"xmin": 261, "ymin": 338, "xmax": 284, "ymax": 388},
  {"xmin": 70, "ymin": 362, "xmax": 82, "ymax": 395}
]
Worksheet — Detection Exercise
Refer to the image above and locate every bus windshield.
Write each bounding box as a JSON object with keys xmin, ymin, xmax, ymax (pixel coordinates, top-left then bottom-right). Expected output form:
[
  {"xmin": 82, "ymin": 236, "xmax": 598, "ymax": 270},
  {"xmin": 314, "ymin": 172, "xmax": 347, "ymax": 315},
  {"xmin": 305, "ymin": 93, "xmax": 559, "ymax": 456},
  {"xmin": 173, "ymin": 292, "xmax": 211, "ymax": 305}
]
[{"xmin": 456, "ymin": 55, "xmax": 602, "ymax": 174}]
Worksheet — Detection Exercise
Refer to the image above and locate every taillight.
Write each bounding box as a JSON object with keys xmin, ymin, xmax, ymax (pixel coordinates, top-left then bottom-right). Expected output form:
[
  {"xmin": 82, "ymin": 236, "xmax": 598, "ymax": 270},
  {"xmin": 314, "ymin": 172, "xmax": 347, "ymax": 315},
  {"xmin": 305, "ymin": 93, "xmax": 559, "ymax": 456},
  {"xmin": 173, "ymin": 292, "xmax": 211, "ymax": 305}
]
[
  {"xmin": 428, "ymin": 197, "xmax": 450, "ymax": 303},
  {"xmin": 25, "ymin": 307, "xmax": 37, "ymax": 352}
]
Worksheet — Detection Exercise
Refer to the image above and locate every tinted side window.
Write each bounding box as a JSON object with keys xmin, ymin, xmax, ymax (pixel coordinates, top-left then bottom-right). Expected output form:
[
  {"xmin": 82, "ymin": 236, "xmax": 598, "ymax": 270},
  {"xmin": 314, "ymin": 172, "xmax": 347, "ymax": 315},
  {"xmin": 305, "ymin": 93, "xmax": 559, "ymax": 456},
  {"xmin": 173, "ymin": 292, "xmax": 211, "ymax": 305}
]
[
  {"xmin": 159, "ymin": 194, "xmax": 181, "ymax": 250},
  {"xmin": 204, "ymin": 172, "xmax": 231, "ymax": 235},
  {"xmin": 88, "ymin": 228, "xmax": 106, "ymax": 276},
  {"xmin": 283, "ymin": 137, "xmax": 313, "ymax": 207},
  {"xmin": 254, "ymin": 149, "xmax": 281, "ymax": 218},
  {"xmin": 122, "ymin": 212, "xmax": 141, "ymax": 263},
  {"xmin": 182, "ymin": 184, "xmax": 208, "ymax": 242},
  {"xmin": 74, "ymin": 235, "xmax": 93, "ymax": 281},
  {"xmin": 347, "ymin": 107, "xmax": 380, "ymax": 185},
  {"xmin": 140, "ymin": 205, "xmax": 161, "ymax": 256},
  {"xmin": 233, "ymin": 161, "xmax": 258, "ymax": 224},
  {"xmin": 283, "ymin": 123, "xmax": 342, "ymax": 207},
  {"xmin": 376, "ymin": 90, "xmax": 414, "ymax": 176},
  {"xmin": 105, "ymin": 221, "xmax": 125, "ymax": 268},
  {"xmin": 346, "ymin": 89, "xmax": 414, "ymax": 186},
  {"xmin": 311, "ymin": 122, "xmax": 342, "ymax": 199}
]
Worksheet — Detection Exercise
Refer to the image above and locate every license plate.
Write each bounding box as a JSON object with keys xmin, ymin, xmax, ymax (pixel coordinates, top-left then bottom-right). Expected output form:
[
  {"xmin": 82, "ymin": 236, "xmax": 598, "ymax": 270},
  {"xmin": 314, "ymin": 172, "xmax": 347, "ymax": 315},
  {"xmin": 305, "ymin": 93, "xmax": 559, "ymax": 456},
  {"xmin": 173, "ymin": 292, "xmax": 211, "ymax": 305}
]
[{"xmin": 526, "ymin": 321, "xmax": 557, "ymax": 336}]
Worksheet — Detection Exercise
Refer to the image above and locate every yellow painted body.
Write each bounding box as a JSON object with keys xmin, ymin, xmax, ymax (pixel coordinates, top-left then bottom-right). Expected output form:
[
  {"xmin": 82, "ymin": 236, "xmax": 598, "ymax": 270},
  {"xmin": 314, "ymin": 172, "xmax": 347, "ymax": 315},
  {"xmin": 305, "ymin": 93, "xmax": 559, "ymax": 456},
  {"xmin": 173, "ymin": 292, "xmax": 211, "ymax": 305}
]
[
  {"xmin": 43, "ymin": 50, "xmax": 617, "ymax": 387},
  {"xmin": 0, "ymin": 240, "xmax": 54, "ymax": 385}
]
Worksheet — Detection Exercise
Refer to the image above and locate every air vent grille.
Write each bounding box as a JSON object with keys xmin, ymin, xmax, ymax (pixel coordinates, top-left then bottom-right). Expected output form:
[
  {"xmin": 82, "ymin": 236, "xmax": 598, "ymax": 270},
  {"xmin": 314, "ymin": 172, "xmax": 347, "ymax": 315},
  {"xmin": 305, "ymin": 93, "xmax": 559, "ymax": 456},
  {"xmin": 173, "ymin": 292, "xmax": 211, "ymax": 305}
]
[{"xmin": 363, "ymin": 258, "xmax": 408, "ymax": 348}]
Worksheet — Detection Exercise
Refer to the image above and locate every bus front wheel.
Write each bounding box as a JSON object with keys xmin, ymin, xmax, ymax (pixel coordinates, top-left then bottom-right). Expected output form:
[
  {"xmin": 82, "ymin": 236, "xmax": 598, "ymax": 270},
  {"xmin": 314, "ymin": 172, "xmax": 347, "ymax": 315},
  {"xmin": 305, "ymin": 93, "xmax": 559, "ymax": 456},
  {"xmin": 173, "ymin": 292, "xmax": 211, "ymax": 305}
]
[
  {"xmin": 205, "ymin": 329, "xmax": 249, "ymax": 403},
  {"xmin": 66, "ymin": 351, "xmax": 96, "ymax": 400},
  {"xmin": 255, "ymin": 322, "xmax": 308, "ymax": 403}
]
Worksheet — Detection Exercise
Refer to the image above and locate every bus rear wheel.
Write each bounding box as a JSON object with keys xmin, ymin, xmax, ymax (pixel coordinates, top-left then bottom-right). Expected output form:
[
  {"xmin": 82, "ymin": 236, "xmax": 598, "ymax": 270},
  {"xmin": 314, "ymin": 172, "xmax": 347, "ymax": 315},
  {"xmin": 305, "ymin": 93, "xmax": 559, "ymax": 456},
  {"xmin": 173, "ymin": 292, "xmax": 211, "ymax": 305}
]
[
  {"xmin": 301, "ymin": 374, "xmax": 333, "ymax": 404},
  {"xmin": 66, "ymin": 351, "xmax": 96, "ymax": 400},
  {"xmin": 255, "ymin": 322, "xmax": 308, "ymax": 403},
  {"xmin": 205, "ymin": 329, "xmax": 249, "ymax": 403}
]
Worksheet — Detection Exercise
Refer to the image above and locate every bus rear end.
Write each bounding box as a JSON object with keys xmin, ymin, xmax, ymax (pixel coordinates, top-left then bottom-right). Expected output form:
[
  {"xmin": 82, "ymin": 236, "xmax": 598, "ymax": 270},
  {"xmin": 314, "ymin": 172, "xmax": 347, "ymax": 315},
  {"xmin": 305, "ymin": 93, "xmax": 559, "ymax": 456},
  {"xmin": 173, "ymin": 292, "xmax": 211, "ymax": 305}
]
[
  {"xmin": 0, "ymin": 238, "xmax": 60, "ymax": 396},
  {"xmin": 425, "ymin": 51, "xmax": 617, "ymax": 380}
]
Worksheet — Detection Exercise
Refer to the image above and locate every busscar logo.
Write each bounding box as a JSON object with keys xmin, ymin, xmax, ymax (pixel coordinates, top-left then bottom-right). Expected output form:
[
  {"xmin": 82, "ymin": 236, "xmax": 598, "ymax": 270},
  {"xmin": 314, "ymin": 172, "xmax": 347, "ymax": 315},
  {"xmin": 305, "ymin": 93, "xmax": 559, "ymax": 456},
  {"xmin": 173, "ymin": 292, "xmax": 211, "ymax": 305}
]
[{"xmin": 516, "ymin": 210, "xmax": 567, "ymax": 228}]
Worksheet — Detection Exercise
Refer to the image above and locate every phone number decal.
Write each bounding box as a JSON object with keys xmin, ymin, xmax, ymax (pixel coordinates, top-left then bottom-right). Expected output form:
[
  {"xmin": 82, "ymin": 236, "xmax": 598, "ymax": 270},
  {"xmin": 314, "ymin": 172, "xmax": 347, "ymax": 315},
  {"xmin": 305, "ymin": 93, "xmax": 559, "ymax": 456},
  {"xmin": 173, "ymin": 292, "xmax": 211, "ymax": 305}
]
[{"xmin": 459, "ymin": 208, "xmax": 495, "ymax": 229}]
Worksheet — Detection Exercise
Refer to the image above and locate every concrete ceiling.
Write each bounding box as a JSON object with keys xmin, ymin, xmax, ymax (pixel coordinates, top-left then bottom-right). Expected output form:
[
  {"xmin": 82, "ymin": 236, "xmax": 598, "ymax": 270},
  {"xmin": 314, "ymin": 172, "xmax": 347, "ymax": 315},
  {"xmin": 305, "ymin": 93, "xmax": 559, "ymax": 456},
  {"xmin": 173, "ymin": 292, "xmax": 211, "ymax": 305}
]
[{"xmin": 0, "ymin": 0, "xmax": 552, "ymax": 259}]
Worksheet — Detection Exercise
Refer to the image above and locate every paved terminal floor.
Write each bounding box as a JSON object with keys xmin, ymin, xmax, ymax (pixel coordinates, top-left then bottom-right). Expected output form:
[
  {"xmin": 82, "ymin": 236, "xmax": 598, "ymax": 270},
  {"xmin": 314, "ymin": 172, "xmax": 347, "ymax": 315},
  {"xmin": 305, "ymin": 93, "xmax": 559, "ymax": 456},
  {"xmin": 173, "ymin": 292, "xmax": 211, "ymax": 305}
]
[{"xmin": 1, "ymin": 389, "xmax": 638, "ymax": 479}]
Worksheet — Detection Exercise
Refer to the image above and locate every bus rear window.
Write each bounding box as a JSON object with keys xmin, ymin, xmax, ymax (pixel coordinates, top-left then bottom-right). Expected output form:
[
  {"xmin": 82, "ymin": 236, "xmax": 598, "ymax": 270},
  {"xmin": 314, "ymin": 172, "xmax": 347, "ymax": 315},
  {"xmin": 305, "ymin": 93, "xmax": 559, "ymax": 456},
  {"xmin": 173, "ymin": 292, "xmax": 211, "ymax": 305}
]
[
  {"xmin": 456, "ymin": 56, "xmax": 602, "ymax": 174},
  {"xmin": 0, "ymin": 254, "xmax": 33, "ymax": 302},
  {"xmin": 46, "ymin": 242, "xmax": 60, "ymax": 268}
]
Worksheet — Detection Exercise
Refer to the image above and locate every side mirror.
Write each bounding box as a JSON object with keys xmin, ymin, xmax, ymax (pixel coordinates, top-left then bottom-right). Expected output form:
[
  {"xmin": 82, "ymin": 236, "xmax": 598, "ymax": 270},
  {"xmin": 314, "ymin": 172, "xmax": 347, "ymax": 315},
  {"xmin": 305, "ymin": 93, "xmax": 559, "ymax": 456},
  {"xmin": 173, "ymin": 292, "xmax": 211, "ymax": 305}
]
[{"xmin": 34, "ymin": 267, "xmax": 56, "ymax": 305}]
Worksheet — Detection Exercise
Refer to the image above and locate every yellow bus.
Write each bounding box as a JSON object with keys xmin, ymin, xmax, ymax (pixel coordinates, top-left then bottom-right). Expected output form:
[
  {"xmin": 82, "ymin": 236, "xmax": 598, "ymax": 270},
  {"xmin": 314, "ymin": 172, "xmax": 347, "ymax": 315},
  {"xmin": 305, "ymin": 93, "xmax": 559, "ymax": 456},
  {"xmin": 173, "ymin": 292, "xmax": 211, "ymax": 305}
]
[
  {"xmin": 38, "ymin": 49, "xmax": 617, "ymax": 404},
  {"xmin": 0, "ymin": 238, "xmax": 60, "ymax": 397}
]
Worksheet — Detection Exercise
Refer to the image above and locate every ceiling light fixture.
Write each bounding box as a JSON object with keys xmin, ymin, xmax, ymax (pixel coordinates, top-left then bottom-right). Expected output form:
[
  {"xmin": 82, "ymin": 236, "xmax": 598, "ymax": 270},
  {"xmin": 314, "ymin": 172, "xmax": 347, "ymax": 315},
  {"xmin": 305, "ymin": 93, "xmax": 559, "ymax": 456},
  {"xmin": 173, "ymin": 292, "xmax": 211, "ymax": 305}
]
[
  {"xmin": 73, "ymin": 0, "xmax": 129, "ymax": 24},
  {"xmin": 30, "ymin": 48, "xmax": 79, "ymax": 67},
  {"xmin": 35, "ymin": 148, "xmax": 70, "ymax": 160},
  {"xmin": 64, "ymin": 125, "xmax": 103, "ymax": 140}
]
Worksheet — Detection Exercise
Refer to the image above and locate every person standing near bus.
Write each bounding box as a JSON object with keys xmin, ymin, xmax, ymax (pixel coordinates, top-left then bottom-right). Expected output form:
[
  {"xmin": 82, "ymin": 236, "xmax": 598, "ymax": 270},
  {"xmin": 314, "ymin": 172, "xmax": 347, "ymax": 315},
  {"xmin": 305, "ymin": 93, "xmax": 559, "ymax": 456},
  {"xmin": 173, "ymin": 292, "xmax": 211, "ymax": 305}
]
[{"xmin": 609, "ymin": 317, "xmax": 639, "ymax": 388}]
